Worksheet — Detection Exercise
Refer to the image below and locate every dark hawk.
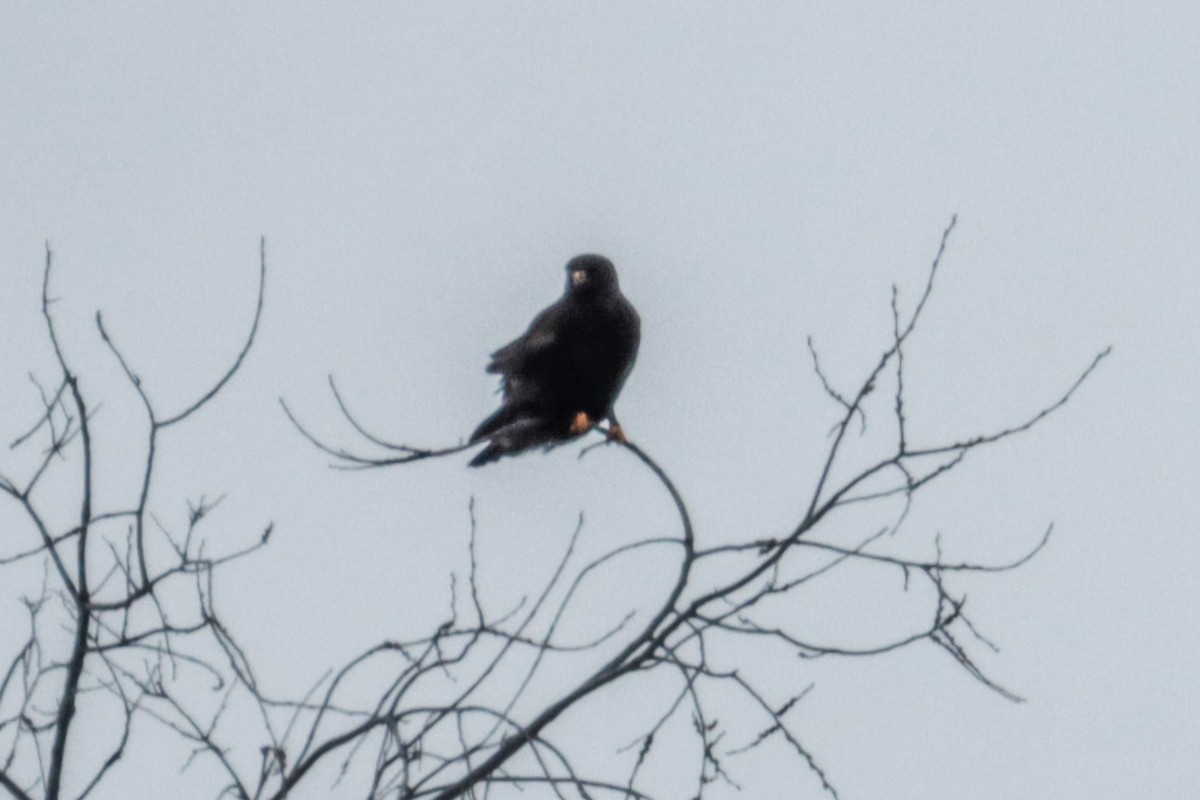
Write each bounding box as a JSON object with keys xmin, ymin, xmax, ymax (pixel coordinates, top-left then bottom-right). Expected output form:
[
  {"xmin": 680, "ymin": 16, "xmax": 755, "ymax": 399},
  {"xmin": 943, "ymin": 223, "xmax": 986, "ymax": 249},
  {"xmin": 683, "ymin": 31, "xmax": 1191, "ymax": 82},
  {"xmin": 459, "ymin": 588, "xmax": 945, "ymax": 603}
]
[{"xmin": 468, "ymin": 254, "xmax": 640, "ymax": 467}]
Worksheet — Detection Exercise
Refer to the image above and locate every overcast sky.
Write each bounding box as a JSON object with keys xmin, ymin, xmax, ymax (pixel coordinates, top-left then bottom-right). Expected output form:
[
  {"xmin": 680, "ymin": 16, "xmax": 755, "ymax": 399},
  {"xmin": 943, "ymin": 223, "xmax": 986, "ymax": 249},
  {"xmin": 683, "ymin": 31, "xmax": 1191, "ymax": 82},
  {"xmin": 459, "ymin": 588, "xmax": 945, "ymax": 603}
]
[{"xmin": 1, "ymin": 3, "xmax": 1198, "ymax": 799}]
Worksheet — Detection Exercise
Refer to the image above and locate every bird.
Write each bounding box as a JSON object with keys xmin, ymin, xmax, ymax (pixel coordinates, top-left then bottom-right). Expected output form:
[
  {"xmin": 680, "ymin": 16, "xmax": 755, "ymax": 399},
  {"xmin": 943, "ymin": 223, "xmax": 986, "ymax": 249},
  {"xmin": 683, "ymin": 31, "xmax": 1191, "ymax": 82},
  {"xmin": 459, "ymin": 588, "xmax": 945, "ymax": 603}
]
[{"xmin": 468, "ymin": 254, "xmax": 640, "ymax": 467}]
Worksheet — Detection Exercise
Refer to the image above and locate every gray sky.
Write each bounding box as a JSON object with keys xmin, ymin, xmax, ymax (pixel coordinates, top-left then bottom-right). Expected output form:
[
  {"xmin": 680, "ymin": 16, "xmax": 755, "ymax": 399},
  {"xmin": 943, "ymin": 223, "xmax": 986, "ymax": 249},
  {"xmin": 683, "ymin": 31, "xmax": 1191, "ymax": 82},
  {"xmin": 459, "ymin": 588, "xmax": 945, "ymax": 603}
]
[{"xmin": 1, "ymin": 3, "xmax": 1198, "ymax": 798}]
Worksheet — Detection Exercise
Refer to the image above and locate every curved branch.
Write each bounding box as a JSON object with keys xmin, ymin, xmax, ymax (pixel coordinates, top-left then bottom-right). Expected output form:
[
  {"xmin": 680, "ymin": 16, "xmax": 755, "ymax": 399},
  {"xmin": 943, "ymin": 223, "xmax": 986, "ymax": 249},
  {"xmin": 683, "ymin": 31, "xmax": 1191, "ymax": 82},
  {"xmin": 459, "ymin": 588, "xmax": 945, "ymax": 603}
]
[
  {"xmin": 160, "ymin": 238, "xmax": 267, "ymax": 427},
  {"xmin": 419, "ymin": 439, "xmax": 694, "ymax": 800},
  {"xmin": 279, "ymin": 396, "xmax": 474, "ymax": 468}
]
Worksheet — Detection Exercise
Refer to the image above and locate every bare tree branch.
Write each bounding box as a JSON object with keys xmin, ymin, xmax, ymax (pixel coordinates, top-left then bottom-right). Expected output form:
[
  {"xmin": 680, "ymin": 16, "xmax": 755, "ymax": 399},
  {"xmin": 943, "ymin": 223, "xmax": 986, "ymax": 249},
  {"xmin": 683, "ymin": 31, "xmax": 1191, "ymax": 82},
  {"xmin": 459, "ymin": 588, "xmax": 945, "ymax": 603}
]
[{"xmin": 0, "ymin": 223, "xmax": 1108, "ymax": 799}]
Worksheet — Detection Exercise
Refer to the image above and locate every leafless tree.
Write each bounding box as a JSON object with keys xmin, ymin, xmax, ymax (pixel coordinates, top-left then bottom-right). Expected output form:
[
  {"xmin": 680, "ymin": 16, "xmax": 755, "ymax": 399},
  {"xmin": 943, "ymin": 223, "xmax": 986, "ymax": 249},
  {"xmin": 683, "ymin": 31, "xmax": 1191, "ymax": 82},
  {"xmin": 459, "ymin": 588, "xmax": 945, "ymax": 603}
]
[
  {"xmin": 0, "ymin": 242, "xmax": 269, "ymax": 800},
  {"xmin": 1, "ymin": 221, "xmax": 1109, "ymax": 800}
]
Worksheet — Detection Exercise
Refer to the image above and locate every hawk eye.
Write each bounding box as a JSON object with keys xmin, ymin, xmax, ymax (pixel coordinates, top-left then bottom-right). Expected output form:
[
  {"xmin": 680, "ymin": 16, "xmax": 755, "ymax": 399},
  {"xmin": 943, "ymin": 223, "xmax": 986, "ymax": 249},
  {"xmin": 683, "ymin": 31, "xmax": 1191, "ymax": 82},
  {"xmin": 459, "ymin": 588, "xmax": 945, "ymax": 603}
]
[{"xmin": 571, "ymin": 269, "xmax": 587, "ymax": 287}]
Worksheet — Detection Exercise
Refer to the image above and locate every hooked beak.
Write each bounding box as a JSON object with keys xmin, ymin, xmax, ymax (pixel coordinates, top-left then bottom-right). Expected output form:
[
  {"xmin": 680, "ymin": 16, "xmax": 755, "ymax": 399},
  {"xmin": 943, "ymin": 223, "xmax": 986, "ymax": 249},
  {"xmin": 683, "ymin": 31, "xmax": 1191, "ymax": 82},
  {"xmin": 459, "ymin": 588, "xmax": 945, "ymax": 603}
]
[{"xmin": 571, "ymin": 269, "xmax": 587, "ymax": 288}]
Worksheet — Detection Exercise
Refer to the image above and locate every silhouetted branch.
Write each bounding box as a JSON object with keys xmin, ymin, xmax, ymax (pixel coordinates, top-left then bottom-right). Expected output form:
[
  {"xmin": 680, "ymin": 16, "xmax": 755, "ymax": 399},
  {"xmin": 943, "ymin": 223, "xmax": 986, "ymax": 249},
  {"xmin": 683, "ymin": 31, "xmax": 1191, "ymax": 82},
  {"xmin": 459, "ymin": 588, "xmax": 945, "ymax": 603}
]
[
  {"xmin": 160, "ymin": 238, "xmax": 267, "ymax": 428},
  {"xmin": 279, "ymin": 394, "xmax": 475, "ymax": 469},
  {"xmin": 0, "ymin": 243, "xmax": 270, "ymax": 800},
  {"xmin": 1, "ymin": 222, "xmax": 1108, "ymax": 799}
]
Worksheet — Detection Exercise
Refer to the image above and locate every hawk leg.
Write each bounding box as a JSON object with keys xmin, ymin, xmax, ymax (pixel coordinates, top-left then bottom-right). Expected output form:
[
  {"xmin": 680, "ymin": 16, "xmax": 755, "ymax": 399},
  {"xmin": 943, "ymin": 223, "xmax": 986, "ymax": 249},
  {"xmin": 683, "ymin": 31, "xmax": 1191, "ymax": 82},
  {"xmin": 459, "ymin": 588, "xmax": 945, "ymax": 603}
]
[{"xmin": 569, "ymin": 411, "xmax": 593, "ymax": 435}]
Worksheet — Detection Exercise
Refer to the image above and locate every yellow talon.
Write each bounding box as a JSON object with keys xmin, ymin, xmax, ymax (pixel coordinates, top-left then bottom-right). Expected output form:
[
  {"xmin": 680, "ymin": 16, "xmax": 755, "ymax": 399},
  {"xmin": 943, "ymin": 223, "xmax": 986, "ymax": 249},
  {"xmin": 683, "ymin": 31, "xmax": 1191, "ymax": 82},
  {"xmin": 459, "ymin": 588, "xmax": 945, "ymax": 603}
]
[{"xmin": 570, "ymin": 412, "xmax": 593, "ymax": 435}]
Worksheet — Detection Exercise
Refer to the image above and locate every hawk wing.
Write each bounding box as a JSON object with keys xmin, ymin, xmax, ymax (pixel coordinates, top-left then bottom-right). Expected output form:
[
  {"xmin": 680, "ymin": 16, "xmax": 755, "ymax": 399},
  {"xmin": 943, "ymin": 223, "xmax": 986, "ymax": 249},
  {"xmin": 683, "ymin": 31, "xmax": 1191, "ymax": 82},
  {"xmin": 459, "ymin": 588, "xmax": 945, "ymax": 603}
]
[
  {"xmin": 470, "ymin": 300, "xmax": 569, "ymax": 444},
  {"xmin": 485, "ymin": 301, "xmax": 568, "ymax": 384}
]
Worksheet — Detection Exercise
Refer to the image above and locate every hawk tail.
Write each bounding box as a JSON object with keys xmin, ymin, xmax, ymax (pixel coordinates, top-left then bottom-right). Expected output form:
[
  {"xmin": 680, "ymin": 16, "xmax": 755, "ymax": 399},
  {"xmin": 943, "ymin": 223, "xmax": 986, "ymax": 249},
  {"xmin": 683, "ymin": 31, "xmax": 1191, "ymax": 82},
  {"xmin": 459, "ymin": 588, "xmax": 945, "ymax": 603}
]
[
  {"xmin": 469, "ymin": 405, "xmax": 517, "ymax": 443},
  {"xmin": 467, "ymin": 442, "xmax": 507, "ymax": 467}
]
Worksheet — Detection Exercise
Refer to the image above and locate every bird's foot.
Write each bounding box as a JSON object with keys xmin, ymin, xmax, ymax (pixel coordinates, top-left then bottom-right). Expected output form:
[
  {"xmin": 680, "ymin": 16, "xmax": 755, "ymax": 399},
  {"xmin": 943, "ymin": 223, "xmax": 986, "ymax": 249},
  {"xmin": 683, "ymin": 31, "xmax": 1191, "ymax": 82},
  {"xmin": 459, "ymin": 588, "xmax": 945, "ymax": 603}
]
[
  {"xmin": 606, "ymin": 424, "xmax": 628, "ymax": 445},
  {"xmin": 569, "ymin": 411, "xmax": 593, "ymax": 435}
]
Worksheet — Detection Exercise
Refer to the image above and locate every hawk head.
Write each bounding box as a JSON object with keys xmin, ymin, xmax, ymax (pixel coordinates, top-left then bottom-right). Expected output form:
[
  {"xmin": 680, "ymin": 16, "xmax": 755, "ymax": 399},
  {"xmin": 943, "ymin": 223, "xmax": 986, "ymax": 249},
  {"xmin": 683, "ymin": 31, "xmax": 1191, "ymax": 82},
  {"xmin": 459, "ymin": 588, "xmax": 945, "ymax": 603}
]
[{"xmin": 565, "ymin": 254, "xmax": 619, "ymax": 297}]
